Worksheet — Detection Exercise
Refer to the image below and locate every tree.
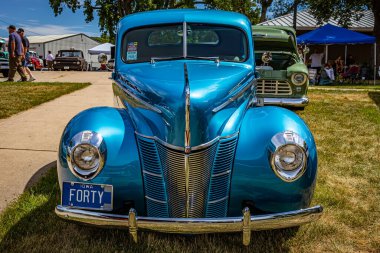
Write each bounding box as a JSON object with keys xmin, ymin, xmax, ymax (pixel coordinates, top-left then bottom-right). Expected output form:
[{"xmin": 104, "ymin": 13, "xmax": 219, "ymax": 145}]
[
  {"xmin": 203, "ymin": 0, "xmax": 260, "ymax": 24},
  {"xmin": 48, "ymin": 0, "xmax": 196, "ymax": 42},
  {"xmin": 307, "ymin": 0, "xmax": 379, "ymax": 73},
  {"xmin": 258, "ymin": 0, "xmax": 273, "ymax": 23}
]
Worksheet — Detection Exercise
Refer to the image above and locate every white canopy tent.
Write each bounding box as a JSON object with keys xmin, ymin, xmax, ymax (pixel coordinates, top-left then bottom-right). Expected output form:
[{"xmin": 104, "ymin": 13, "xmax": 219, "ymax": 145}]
[{"xmin": 88, "ymin": 43, "xmax": 114, "ymax": 55}]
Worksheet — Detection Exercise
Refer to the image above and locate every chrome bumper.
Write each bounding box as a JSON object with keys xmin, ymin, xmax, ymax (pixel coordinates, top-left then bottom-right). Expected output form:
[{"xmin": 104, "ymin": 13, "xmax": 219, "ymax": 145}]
[
  {"xmin": 263, "ymin": 97, "xmax": 309, "ymax": 107},
  {"xmin": 55, "ymin": 205, "xmax": 323, "ymax": 246}
]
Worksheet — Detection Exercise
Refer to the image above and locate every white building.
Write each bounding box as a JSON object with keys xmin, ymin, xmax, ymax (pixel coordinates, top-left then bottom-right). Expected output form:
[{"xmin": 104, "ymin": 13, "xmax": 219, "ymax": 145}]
[{"xmin": 28, "ymin": 33, "xmax": 100, "ymax": 68}]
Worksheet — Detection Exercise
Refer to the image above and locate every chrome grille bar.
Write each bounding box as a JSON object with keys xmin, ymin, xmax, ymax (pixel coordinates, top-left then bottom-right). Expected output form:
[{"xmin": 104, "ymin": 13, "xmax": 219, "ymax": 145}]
[{"xmin": 257, "ymin": 79, "xmax": 292, "ymax": 95}]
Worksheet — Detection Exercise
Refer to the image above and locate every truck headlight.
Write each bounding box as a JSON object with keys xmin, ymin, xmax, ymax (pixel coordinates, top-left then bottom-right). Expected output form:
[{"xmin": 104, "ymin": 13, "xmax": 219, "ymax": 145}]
[
  {"xmin": 269, "ymin": 131, "xmax": 308, "ymax": 182},
  {"xmin": 77, "ymin": 61, "xmax": 80, "ymax": 65},
  {"xmin": 54, "ymin": 61, "xmax": 57, "ymax": 64},
  {"xmin": 291, "ymin": 73, "xmax": 307, "ymax": 86},
  {"xmin": 67, "ymin": 131, "xmax": 106, "ymax": 180}
]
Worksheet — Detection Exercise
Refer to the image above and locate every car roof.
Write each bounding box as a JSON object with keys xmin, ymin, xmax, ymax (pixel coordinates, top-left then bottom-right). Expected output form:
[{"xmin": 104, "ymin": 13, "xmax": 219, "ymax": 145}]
[{"xmin": 118, "ymin": 9, "xmax": 251, "ymax": 33}]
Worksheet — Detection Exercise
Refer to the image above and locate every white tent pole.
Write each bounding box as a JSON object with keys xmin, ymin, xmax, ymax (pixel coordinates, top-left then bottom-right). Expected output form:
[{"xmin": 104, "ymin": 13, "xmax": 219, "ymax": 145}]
[
  {"xmin": 325, "ymin": 44, "xmax": 328, "ymax": 64},
  {"xmin": 374, "ymin": 43, "xmax": 377, "ymax": 85},
  {"xmin": 344, "ymin": 45, "xmax": 347, "ymax": 66}
]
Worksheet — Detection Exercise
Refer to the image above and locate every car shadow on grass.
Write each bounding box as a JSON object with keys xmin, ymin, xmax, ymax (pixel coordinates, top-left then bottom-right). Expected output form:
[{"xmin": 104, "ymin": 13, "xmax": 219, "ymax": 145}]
[
  {"xmin": 0, "ymin": 169, "xmax": 298, "ymax": 253},
  {"xmin": 368, "ymin": 91, "xmax": 380, "ymax": 108}
]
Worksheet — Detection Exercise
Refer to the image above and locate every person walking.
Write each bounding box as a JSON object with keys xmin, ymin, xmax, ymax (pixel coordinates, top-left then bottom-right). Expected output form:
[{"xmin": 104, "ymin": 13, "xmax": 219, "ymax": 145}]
[
  {"xmin": 6, "ymin": 25, "xmax": 27, "ymax": 82},
  {"xmin": 46, "ymin": 51, "xmax": 54, "ymax": 71},
  {"xmin": 17, "ymin": 28, "xmax": 36, "ymax": 81}
]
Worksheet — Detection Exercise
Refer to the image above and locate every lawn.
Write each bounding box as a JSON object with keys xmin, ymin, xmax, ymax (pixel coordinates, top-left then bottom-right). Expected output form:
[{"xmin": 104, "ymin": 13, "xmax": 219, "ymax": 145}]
[
  {"xmin": 0, "ymin": 82, "xmax": 90, "ymax": 119},
  {"xmin": 0, "ymin": 89, "xmax": 379, "ymax": 253}
]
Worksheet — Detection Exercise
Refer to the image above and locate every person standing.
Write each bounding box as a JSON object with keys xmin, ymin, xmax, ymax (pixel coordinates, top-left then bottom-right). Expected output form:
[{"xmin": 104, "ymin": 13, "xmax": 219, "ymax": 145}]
[
  {"xmin": 309, "ymin": 50, "xmax": 324, "ymax": 73},
  {"xmin": 17, "ymin": 28, "xmax": 36, "ymax": 81},
  {"xmin": 46, "ymin": 51, "xmax": 54, "ymax": 71},
  {"xmin": 6, "ymin": 25, "xmax": 27, "ymax": 82}
]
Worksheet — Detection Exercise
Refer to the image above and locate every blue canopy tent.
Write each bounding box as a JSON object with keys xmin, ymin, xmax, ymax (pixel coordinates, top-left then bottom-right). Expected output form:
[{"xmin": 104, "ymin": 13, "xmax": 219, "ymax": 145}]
[{"xmin": 297, "ymin": 24, "xmax": 377, "ymax": 84}]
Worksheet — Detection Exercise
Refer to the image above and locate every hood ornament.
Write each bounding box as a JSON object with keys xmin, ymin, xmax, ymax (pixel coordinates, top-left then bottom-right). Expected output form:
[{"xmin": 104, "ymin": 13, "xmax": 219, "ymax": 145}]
[{"xmin": 184, "ymin": 63, "xmax": 191, "ymax": 154}]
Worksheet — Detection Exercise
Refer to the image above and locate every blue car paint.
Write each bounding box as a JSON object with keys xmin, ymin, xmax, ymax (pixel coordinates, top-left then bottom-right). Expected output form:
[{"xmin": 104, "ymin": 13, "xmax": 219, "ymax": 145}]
[{"xmin": 58, "ymin": 9, "xmax": 318, "ymax": 217}]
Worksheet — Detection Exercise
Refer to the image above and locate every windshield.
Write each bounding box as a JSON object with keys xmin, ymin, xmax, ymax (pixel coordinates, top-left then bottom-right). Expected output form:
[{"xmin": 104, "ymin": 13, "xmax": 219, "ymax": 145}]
[
  {"xmin": 122, "ymin": 23, "xmax": 248, "ymax": 63},
  {"xmin": 60, "ymin": 51, "xmax": 82, "ymax": 57}
]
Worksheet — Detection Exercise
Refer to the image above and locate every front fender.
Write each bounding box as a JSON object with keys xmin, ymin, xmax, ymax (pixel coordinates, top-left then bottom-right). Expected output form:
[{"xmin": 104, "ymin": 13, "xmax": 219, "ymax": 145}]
[
  {"xmin": 57, "ymin": 107, "xmax": 145, "ymax": 214},
  {"xmin": 229, "ymin": 106, "xmax": 317, "ymax": 216}
]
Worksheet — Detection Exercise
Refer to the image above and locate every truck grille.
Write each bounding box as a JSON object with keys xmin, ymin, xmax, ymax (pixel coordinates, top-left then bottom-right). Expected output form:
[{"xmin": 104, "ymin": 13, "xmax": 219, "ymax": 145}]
[
  {"xmin": 257, "ymin": 80, "xmax": 292, "ymax": 95},
  {"xmin": 137, "ymin": 134, "xmax": 238, "ymax": 218}
]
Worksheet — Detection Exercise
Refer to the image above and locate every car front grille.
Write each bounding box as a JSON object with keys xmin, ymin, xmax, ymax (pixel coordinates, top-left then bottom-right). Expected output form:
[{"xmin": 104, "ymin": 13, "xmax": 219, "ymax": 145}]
[
  {"xmin": 137, "ymin": 134, "xmax": 238, "ymax": 218},
  {"xmin": 256, "ymin": 79, "xmax": 292, "ymax": 95}
]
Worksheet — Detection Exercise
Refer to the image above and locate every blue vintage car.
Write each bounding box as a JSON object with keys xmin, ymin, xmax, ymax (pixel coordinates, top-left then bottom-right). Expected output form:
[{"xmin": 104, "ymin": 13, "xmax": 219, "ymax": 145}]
[{"xmin": 56, "ymin": 9, "xmax": 322, "ymax": 246}]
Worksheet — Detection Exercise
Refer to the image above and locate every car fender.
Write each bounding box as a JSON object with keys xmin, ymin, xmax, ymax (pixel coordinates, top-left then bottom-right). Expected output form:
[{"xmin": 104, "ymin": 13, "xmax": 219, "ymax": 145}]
[
  {"xmin": 57, "ymin": 106, "xmax": 145, "ymax": 213},
  {"xmin": 229, "ymin": 106, "xmax": 317, "ymax": 215}
]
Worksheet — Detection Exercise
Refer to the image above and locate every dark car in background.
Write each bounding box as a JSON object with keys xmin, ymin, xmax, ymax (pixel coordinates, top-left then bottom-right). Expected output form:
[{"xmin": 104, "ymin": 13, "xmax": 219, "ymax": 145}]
[
  {"xmin": 0, "ymin": 51, "xmax": 9, "ymax": 78},
  {"xmin": 53, "ymin": 49, "xmax": 87, "ymax": 71}
]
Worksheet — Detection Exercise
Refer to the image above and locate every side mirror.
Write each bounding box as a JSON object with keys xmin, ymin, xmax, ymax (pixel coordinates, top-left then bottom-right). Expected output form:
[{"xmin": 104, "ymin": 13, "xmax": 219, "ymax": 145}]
[{"xmin": 110, "ymin": 46, "xmax": 115, "ymax": 60}]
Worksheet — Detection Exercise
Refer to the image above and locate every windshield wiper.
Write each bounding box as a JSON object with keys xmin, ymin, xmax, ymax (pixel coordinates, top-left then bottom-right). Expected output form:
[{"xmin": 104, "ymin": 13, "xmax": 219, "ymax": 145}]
[
  {"xmin": 150, "ymin": 56, "xmax": 185, "ymax": 64},
  {"xmin": 150, "ymin": 56, "xmax": 220, "ymax": 64}
]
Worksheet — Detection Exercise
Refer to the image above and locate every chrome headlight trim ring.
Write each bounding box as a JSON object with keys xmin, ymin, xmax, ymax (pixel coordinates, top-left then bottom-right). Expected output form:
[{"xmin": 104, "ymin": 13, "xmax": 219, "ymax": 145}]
[
  {"xmin": 66, "ymin": 130, "xmax": 107, "ymax": 181},
  {"xmin": 269, "ymin": 131, "xmax": 308, "ymax": 182},
  {"xmin": 291, "ymin": 73, "xmax": 308, "ymax": 86}
]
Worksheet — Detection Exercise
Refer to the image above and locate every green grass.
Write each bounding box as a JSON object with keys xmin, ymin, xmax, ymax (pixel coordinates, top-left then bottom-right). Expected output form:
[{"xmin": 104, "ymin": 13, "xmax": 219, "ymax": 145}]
[
  {"xmin": 0, "ymin": 82, "xmax": 90, "ymax": 119},
  {"xmin": 310, "ymin": 85, "xmax": 380, "ymax": 90},
  {"xmin": 0, "ymin": 89, "xmax": 379, "ymax": 252}
]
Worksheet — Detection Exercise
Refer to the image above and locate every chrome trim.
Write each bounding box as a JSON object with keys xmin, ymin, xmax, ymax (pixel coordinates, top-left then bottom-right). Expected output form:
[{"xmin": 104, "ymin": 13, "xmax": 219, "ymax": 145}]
[
  {"xmin": 134, "ymin": 131, "xmax": 239, "ymax": 152},
  {"xmin": 208, "ymin": 196, "xmax": 229, "ymax": 204},
  {"xmin": 184, "ymin": 154, "xmax": 190, "ymax": 217},
  {"xmin": 268, "ymin": 131, "xmax": 308, "ymax": 182},
  {"xmin": 66, "ymin": 131, "xmax": 106, "ymax": 181},
  {"xmin": 143, "ymin": 170, "xmax": 162, "ymax": 178},
  {"xmin": 242, "ymin": 207, "xmax": 251, "ymax": 246},
  {"xmin": 212, "ymin": 78, "xmax": 256, "ymax": 113},
  {"xmin": 262, "ymin": 97, "xmax": 309, "ymax": 107},
  {"xmin": 114, "ymin": 81, "xmax": 162, "ymax": 114},
  {"xmin": 212, "ymin": 170, "xmax": 231, "ymax": 177},
  {"xmin": 256, "ymin": 79, "xmax": 292, "ymax": 95},
  {"xmin": 145, "ymin": 196, "xmax": 167, "ymax": 204},
  {"xmin": 184, "ymin": 63, "xmax": 191, "ymax": 153},
  {"xmin": 56, "ymin": 205, "xmax": 323, "ymax": 245}
]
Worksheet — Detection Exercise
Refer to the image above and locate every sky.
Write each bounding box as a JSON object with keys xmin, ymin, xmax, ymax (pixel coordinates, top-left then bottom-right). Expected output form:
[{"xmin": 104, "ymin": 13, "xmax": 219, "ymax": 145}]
[{"xmin": 0, "ymin": 0, "xmax": 100, "ymax": 38}]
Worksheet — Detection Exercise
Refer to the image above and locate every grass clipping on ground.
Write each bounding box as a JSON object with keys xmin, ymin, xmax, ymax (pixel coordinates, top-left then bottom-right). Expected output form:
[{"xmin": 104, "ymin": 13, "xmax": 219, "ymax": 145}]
[
  {"xmin": 0, "ymin": 82, "xmax": 90, "ymax": 119},
  {"xmin": 0, "ymin": 89, "xmax": 379, "ymax": 253}
]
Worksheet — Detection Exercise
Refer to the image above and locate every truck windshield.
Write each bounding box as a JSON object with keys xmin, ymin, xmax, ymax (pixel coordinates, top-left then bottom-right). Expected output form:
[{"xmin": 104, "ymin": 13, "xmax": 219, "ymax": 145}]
[
  {"xmin": 60, "ymin": 51, "xmax": 82, "ymax": 57},
  {"xmin": 122, "ymin": 23, "xmax": 248, "ymax": 63}
]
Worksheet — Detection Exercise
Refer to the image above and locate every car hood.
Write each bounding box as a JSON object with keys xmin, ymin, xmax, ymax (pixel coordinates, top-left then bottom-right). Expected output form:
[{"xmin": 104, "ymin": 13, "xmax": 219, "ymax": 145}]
[{"xmin": 115, "ymin": 61, "xmax": 255, "ymax": 147}]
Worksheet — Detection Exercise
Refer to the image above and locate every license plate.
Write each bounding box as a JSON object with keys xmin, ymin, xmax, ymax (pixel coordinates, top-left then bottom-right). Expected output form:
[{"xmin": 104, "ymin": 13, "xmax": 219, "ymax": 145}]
[
  {"xmin": 64, "ymin": 66, "xmax": 69, "ymax": 70},
  {"xmin": 62, "ymin": 182, "xmax": 113, "ymax": 210}
]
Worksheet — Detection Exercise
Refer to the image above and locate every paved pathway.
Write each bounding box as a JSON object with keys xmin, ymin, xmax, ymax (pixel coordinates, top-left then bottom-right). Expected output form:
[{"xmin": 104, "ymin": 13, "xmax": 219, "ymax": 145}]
[{"xmin": 0, "ymin": 71, "xmax": 113, "ymax": 212}]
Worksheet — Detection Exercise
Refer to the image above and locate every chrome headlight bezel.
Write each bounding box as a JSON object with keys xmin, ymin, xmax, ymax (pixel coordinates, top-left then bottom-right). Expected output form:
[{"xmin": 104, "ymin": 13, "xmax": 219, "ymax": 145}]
[
  {"xmin": 291, "ymin": 73, "xmax": 308, "ymax": 86},
  {"xmin": 269, "ymin": 131, "xmax": 308, "ymax": 182},
  {"xmin": 67, "ymin": 131, "xmax": 106, "ymax": 180}
]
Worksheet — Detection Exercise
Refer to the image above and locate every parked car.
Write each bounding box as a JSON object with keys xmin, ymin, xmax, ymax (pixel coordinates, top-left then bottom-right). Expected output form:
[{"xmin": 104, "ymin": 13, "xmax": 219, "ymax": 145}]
[
  {"xmin": 252, "ymin": 26, "xmax": 309, "ymax": 109},
  {"xmin": 0, "ymin": 51, "xmax": 9, "ymax": 77},
  {"xmin": 27, "ymin": 51, "xmax": 43, "ymax": 70},
  {"xmin": 53, "ymin": 49, "xmax": 87, "ymax": 71},
  {"xmin": 55, "ymin": 10, "xmax": 322, "ymax": 245}
]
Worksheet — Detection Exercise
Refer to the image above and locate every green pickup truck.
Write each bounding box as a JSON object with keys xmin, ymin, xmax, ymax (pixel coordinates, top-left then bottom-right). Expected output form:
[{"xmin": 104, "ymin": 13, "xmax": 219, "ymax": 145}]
[
  {"xmin": 253, "ymin": 26, "xmax": 309, "ymax": 108},
  {"xmin": 0, "ymin": 38, "xmax": 9, "ymax": 78}
]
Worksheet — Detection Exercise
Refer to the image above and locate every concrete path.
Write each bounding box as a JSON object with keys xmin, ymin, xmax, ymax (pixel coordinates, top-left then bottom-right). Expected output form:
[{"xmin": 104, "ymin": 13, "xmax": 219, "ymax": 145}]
[{"xmin": 0, "ymin": 71, "xmax": 113, "ymax": 212}]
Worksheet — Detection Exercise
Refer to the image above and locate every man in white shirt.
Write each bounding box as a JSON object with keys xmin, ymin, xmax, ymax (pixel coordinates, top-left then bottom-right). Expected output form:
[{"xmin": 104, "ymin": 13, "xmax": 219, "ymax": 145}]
[
  {"xmin": 309, "ymin": 50, "xmax": 324, "ymax": 72},
  {"xmin": 46, "ymin": 51, "xmax": 54, "ymax": 71}
]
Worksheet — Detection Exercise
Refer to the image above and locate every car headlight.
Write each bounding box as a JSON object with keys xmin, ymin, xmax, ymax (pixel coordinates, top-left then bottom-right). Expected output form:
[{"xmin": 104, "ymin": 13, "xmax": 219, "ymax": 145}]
[
  {"xmin": 291, "ymin": 73, "xmax": 307, "ymax": 86},
  {"xmin": 53, "ymin": 61, "xmax": 57, "ymax": 64},
  {"xmin": 67, "ymin": 131, "xmax": 106, "ymax": 180},
  {"xmin": 77, "ymin": 61, "xmax": 80, "ymax": 65},
  {"xmin": 269, "ymin": 131, "xmax": 308, "ymax": 182}
]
